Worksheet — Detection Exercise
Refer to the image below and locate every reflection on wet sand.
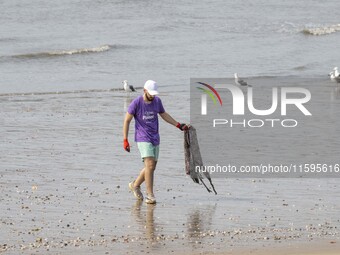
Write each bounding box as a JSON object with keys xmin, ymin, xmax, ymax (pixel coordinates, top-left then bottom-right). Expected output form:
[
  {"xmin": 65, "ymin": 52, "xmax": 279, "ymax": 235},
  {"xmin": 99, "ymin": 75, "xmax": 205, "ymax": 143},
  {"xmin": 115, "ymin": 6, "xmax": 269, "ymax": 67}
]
[
  {"xmin": 131, "ymin": 201, "xmax": 218, "ymax": 250},
  {"xmin": 131, "ymin": 200, "xmax": 158, "ymax": 242},
  {"xmin": 331, "ymin": 85, "xmax": 340, "ymax": 100},
  {"xmin": 124, "ymin": 96, "xmax": 133, "ymax": 112},
  {"xmin": 187, "ymin": 204, "xmax": 217, "ymax": 247},
  {"xmin": 146, "ymin": 204, "xmax": 157, "ymax": 240}
]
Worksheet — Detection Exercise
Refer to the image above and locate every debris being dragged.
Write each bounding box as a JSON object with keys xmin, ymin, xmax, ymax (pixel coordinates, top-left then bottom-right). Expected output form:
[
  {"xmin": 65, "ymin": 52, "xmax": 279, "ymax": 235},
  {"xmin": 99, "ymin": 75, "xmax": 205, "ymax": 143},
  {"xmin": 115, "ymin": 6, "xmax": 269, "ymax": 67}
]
[{"xmin": 184, "ymin": 126, "xmax": 217, "ymax": 194}]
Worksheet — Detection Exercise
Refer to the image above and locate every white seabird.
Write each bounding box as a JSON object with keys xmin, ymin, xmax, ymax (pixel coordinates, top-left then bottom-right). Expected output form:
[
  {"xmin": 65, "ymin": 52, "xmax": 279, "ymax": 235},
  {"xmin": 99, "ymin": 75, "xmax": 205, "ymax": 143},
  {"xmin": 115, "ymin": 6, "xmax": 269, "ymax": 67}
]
[
  {"xmin": 234, "ymin": 73, "xmax": 249, "ymax": 86},
  {"xmin": 123, "ymin": 80, "xmax": 136, "ymax": 92},
  {"xmin": 329, "ymin": 67, "xmax": 340, "ymax": 82},
  {"xmin": 334, "ymin": 67, "xmax": 340, "ymax": 78}
]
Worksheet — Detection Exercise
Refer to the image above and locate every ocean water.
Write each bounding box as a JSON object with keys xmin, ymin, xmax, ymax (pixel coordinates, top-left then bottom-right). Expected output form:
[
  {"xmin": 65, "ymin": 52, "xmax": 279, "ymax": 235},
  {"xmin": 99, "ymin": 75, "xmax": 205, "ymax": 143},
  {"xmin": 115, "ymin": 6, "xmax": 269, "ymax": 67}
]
[{"xmin": 1, "ymin": 0, "xmax": 340, "ymax": 94}]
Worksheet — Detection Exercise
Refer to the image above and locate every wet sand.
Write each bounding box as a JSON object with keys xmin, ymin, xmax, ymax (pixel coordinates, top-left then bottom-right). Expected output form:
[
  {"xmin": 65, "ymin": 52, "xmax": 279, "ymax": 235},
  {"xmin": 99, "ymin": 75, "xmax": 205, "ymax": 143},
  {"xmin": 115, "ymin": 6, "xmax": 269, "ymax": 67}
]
[{"xmin": 1, "ymin": 88, "xmax": 340, "ymax": 254}]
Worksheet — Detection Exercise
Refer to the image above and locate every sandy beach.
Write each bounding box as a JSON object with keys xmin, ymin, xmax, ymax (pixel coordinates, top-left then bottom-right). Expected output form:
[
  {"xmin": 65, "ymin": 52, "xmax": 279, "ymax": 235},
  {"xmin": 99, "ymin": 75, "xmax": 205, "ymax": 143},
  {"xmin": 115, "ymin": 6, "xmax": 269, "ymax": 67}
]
[{"xmin": 1, "ymin": 89, "xmax": 340, "ymax": 254}]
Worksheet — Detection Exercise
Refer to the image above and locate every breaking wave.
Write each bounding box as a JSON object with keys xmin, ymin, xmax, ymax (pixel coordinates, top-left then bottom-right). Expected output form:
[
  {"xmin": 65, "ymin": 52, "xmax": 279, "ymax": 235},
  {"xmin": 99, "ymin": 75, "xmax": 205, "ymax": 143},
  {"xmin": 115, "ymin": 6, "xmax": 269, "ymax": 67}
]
[
  {"xmin": 302, "ymin": 24, "xmax": 340, "ymax": 36},
  {"xmin": 11, "ymin": 45, "xmax": 112, "ymax": 59}
]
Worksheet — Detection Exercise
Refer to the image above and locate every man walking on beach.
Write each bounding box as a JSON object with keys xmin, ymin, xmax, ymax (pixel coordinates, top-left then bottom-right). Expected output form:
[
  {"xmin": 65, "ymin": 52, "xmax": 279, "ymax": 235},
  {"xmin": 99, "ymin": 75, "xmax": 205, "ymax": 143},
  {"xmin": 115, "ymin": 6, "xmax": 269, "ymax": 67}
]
[{"xmin": 123, "ymin": 80, "xmax": 189, "ymax": 204}]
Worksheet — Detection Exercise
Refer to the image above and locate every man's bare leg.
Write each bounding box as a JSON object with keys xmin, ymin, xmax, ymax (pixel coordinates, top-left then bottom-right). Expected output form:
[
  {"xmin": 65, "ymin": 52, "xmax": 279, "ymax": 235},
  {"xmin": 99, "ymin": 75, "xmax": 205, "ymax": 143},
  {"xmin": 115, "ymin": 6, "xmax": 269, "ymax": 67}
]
[
  {"xmin": 143, "ymin": 157, "xmax": 157, "ymax": 196},
  {"xmin": 134, "ymin": 157, "xmax": 157, "ymax": 192},
  {"xmin": 134, "ymin": 168, "xmax": 145, "ymax": 187}
]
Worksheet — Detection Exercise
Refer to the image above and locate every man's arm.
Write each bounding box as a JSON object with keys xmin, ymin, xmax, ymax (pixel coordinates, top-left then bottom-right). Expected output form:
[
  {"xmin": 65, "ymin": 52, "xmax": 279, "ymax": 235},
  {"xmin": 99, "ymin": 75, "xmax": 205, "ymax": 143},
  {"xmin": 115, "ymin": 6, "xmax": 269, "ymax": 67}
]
[
  {"xmin": 123, "ymin": 112, "xmax": 134, "ymax": 152},
  {"xmin": 159, "ymin": 112, "xmax": 178, "ymax": 126},
  {"xmin": 160, "ymin": 112, "xmax": 189, "ymax": 130}
]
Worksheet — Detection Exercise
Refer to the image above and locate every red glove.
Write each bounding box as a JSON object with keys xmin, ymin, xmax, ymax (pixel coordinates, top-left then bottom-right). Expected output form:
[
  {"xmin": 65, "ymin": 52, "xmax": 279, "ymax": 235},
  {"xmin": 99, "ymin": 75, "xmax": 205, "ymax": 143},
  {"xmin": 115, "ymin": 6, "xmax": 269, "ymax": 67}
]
[
  {"xmin": 123, "ymin": 139, "xmax": 130, "ymax": 152},
  {"xmin": 176, "ymin": 122, "xmax": 189, "ymax": 131}
]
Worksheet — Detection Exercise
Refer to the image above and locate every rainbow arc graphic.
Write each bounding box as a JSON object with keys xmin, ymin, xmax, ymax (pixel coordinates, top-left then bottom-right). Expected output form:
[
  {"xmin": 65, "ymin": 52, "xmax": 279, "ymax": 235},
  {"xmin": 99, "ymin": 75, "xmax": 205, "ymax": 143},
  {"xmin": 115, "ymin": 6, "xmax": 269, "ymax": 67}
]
[{"xmin": 196, "ymin": 82, "xmax": 222, "ymax": 115}]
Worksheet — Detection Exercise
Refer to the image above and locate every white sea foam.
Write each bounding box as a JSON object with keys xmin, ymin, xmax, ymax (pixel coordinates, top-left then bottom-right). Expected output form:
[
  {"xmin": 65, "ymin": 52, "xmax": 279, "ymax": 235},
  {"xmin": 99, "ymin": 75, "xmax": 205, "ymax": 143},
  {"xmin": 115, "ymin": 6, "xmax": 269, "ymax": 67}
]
[
  {"xmin": 302, "ymin": 24, "xmax": 340, "ymax": 36},
  {"xmin": 47, "ymin": 45, "xmax": 111, "ymax": 55},
  {"xmin": 13, "ymin": 45, "xmax": 111, "ymax": 58}
]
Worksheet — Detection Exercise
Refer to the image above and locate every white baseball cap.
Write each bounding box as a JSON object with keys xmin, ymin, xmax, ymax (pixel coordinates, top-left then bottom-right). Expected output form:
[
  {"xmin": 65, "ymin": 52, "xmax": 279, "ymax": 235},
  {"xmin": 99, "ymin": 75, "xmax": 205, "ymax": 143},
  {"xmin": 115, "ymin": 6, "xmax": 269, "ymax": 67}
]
[{"xmin": 144, "ymin": 80, "xmax": 159, "ymax": 95}]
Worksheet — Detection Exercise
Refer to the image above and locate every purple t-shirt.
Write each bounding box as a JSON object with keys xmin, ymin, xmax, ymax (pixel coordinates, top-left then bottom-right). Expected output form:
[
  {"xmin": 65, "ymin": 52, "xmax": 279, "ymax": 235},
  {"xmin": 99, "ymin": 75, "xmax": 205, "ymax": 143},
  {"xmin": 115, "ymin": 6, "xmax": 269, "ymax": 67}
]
[{"xmin": 128, "ymin": 95, "xmax": 165, "ymax": 145}]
